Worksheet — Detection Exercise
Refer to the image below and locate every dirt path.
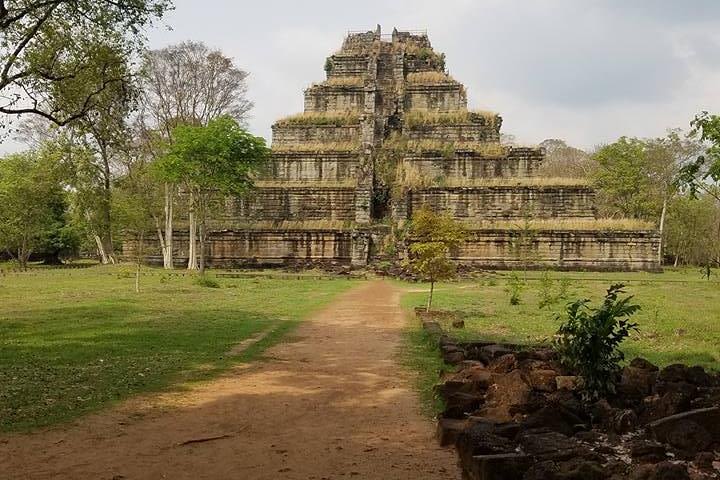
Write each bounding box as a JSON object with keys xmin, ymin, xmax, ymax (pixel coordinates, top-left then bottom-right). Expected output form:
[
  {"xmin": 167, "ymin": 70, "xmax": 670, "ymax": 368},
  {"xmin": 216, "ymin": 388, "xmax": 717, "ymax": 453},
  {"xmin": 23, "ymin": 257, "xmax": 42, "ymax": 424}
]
[{"xmin": 0, "ymin": 280, "xmax": 460, "ymax": 479}]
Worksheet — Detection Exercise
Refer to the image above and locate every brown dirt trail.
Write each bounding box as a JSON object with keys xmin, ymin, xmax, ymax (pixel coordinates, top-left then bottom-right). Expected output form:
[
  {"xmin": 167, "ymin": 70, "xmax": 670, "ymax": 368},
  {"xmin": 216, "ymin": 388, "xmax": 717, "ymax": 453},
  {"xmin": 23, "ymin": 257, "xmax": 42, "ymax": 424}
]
[{"xmin": 0, "ymin": 280, "xmax": 459, "ymax": 479}]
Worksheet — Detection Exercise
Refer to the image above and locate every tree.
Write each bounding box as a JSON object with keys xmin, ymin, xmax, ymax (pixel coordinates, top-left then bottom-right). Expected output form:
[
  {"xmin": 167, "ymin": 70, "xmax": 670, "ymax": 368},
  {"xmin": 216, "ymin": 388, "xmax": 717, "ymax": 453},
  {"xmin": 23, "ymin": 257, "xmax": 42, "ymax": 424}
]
[
  {"xmin": 0, "ymin": 0, "xmax": 170, "ymax": 127},
  {"xmin": 0, "ymin": 148, "xmax": 67, "ymax": 269},
  {"xmin": 538, "ymin": 139, "xmax": 593, "ymax": 178},
  {"xmin": 137, "ymin": 41, "xmax": 254, "ymax": 269},
  {"xmin": 593, "ymin": 137, "xmax": 657, "ymax": 220},
  {"xmin": 156, "ymin": 116, "xmax": 268, "ymax": 274},
  {"xmin": 114, "ymin": 159, "xmax": 158, "ymax": 292},
  {"xmin": 679, "ymin": 112, "xmax": 720, "ymax": 203},
  {"xmin": 406, "ymin": 206, "xmax": 467, "ymax": 312}
]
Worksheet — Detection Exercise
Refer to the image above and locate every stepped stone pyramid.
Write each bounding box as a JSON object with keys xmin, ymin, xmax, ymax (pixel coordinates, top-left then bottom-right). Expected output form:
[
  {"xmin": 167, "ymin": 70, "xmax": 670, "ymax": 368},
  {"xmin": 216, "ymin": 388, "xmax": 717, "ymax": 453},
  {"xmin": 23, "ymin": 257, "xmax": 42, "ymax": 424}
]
[{"xmin": 139, "ymin": 26, "xmax": 661, "ymax": 270}]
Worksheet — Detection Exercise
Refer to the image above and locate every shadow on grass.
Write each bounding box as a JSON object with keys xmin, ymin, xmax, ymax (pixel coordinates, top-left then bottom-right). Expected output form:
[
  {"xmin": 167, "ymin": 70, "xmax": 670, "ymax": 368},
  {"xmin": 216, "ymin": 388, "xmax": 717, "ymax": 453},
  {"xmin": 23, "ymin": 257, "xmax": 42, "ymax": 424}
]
[{"xmin": 0, "ymin": 303, "xmax": 282, "ymax": 432}]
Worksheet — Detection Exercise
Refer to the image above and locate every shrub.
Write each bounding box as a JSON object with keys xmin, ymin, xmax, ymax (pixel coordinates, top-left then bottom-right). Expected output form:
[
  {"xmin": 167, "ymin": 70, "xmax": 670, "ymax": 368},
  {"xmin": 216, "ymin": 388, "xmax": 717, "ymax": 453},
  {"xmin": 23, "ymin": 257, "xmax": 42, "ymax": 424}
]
[
  {"xmin": 506, "ymin": 272, "xmax": 524, "ymax": 305},
  {"xmin": 538, "ymin": 271, "xmax": 555, "ymax": 309},
  {"xmin": 553, "ymin": 284, "xmax": 640, "ymax": 401},
  {"xmin": 195, "ymin": 275, "xmax": 221, "ymax": 288}
]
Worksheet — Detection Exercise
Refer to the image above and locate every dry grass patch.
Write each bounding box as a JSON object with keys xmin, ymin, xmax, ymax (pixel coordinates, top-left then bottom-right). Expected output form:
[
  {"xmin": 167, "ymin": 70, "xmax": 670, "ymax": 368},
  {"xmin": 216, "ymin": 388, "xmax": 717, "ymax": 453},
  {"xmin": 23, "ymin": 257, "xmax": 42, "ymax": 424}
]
[
  {"xmin": 405, "ymin": 109, "xmax": 499, "ymax": 128},
  {"xmin": 406, "ymin": 71, "xmax": 456, "ymax": 84},
  {"xmin": 271, "ymin": 141, "xmax": 361, "ymax": 153},
  {"xmin": 275, "ymin": 111, "xmax": 361, "ymax": 126},
  {"xmin": 315, "ymin": 76, "xmax": 365, "ymax": 87},
  {"xmin": 461, "ymin": 218, "xmax": 656, "ymax": 231},
  {"xmin": 442, "ymin": 177, "xmax": 590, "ymax": 188},
  {"xmin": 254, "ymin": 180, "xmax": 356, "ymax": 188},
  {"xmin": 218, "ymin": 220, "xmax": 355, "ymax": 231},
  {"xmin": 403, "ymin": 139, "xmax": 508, "ymax": 157}
]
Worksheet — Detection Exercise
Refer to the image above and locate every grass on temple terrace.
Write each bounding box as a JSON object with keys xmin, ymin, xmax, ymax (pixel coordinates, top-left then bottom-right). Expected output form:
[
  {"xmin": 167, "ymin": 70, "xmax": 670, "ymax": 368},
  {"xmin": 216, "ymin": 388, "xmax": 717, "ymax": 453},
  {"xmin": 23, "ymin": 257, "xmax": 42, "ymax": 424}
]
[
  {"xmin": 402, "ymin": 268, "xmax": 720, "ymax": 413},
  {"xmin": 0, "ymin": 264, "xmax": 356, "ymax": 432}
]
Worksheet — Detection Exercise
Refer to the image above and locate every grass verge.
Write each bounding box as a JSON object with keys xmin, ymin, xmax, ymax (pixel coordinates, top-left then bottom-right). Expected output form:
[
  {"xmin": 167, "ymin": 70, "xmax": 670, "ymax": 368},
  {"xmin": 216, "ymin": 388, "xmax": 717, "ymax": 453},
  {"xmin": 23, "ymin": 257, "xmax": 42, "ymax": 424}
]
[{"xmin": 0, "ymin": 265, "xmax": 355, "ymax": 432}]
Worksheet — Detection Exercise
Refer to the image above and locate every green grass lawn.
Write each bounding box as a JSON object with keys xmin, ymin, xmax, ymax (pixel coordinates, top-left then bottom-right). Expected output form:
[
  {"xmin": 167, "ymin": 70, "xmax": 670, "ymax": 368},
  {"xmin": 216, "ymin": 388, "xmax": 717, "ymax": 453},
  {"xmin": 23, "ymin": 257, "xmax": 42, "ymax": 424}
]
[
  {"xmin": 0, "ymin": 265, "xmax": 355, "ymax": 432},
  {"xmin": 402, "ymin": 268, "xmax": 720, "ymax": 372}
]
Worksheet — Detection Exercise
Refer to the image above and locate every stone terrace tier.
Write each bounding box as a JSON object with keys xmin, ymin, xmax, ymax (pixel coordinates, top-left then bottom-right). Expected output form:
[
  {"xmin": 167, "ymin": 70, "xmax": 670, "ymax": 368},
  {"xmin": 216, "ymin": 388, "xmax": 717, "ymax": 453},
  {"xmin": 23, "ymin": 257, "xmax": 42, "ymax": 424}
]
[
  {"xmin": 407, "ymin": 186, "xmax": 597, "ymax": 220},
  {"xmin": 402, "ymin": 147, "xmax": 544, "ymax": 179}
]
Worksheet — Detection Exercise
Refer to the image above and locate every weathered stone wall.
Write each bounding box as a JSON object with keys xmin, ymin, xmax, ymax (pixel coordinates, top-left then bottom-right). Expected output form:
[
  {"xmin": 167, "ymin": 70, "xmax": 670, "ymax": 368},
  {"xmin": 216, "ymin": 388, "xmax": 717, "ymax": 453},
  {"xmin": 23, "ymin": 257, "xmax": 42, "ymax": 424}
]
[
  {"xmin": 304, "ymin": 85, "xmax": 365, "ymax": 113},
  {"xmin": 403, "ymin": 122, "xmax": 501, "ymax": 142},
  {"xmin": 265, "ymin": 152, "xmax": 360, "ymax": 181},
  {"xmin": 326, "ymin": 54, "xmax": 369, "ymax": 77},
  {"xmin": 404, "ymin": 83, "xmax": 467, "ymax": 112},
  {"xmin": 403, "ymin": 147, "xmax": 544, "ymax": 179},
  {"xmin": 271, "ymin": 124, "xmax": 361, "ymax": 146},
  {"xmin": 213, "ymin": 187, "xmax": 357, "ymax": 222},
  {"xmin": 408, "ymin": 186, "xmax": 596, "ymax": 219},
  {"xmin": 124, "ymin": 230, "xmax": 355, "ymax": 267},
  {"xmin": 449, "ymin": 230, "xmax": 661, "ymax": 271}
]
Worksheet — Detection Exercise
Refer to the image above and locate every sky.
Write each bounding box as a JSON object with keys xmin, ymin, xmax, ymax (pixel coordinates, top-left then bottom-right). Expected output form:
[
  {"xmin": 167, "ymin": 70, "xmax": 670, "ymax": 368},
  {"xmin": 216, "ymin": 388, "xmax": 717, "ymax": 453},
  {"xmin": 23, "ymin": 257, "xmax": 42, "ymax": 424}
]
[{"xmin": 3, "ymin": 0, "xmax": 720, "ymax": 153}]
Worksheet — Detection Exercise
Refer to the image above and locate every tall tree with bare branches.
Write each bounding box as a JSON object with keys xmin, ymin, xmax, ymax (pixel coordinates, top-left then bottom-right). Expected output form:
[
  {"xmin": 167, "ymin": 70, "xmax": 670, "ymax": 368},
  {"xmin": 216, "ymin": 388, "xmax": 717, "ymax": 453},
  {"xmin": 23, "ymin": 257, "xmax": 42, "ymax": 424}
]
[{"xmin": 138, "ymin": 41, "xmax": 254, "ymax": 270}]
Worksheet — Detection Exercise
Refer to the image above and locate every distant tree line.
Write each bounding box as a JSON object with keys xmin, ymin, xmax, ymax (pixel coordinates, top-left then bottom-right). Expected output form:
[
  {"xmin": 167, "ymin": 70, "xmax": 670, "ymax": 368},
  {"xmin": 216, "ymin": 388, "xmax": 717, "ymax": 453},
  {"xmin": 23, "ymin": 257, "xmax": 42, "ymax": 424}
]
[
  {"xmin": 0, "ymin": 2, "xmax": 269, "ymax": 273},
  {"xmin": 538, "ymin": 119, "xmax": 720, "ymax": 268}
]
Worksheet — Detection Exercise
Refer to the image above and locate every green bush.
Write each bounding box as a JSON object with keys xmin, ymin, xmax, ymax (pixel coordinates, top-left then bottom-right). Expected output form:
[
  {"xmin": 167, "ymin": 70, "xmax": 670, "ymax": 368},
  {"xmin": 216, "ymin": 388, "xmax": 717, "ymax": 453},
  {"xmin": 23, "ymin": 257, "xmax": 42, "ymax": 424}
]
[
  {"xmin": 195, "ymin": 275, "xmax": 220, "ymax": 289},
  {"xmin": 553, "ymin": 284, "xmax": 640, "ymax": 401},
  {"xmin": 506, "ymin": 272, "xmax": 524, "ymax": 305}
]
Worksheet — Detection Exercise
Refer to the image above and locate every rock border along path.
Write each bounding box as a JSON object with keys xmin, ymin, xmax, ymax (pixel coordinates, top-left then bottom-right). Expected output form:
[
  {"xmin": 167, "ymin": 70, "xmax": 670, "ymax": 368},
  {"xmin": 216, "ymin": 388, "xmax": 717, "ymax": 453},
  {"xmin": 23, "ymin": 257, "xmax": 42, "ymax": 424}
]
[{"xmin": 1, "ymin": 280, "xmax": 459, "ymax": 479}]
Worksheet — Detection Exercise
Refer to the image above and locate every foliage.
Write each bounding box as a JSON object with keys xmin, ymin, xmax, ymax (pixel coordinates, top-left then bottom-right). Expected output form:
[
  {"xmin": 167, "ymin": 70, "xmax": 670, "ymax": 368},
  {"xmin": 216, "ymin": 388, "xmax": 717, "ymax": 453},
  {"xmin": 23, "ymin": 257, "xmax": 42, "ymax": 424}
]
[
  {"xmin": 538, "ymin": 139, "xmax": 594, "ymax": 178},
  {"xmin": 158, "ymin": 116, "xmax": 268, "ymax": 196},
  {"xmin": 324, "ymin": 57, "xmax": 334, "ymax": 73},
  {"xmin": 506, "ymin": 272, "xmax": 524, "ymax": 305},
  {"xmin": 679, "ymin": 111, "xmax": 720, "ymax": 202},
  {"xmin": 406, "ymin": 206, "xmax": 466, "ymax": 311},
  {"xmin": 0, "ymin": 0, "xmax": 171, "ymax": 127},
  {"xmin": 0, "ymin": 148, "xmax": 72, "ymax": 269},
  {"xmin": 553, "ymin": 284, "xmax": 641, "ymax": 400},
  {"xmin": 664, "ymin": 193, "xmax": 720, "ymax": 266},
  {"xmin": 195, "ymin": 274, "xmax": 220, "ymax": 288}
]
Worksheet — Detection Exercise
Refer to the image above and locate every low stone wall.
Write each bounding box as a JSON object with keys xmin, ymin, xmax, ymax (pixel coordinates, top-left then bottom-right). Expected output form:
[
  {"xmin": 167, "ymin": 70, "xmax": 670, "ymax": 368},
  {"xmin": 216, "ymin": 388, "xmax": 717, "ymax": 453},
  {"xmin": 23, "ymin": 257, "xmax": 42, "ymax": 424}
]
[
  {"xmin": 215, "ymin": 187, "xmax": 357, "ymax": 222},
  {"xmin": 403, "ymin": 147, "xmax": 544, "ymax": 179},
  {"xmin": 404, "ymin": 121, "xmax": 501, "ymax": 142},
  {"xmin": 124, "ymin": 230, "xmax": 355, "ymax": 267},
  {"xmin": 404, "ymin": 83, "xmax": 467, "ymax": 112},
  {"xmin": 266, "ymin": 151, "xmax": 360, "ymax": 181},
  {"xmin": 326, "ymin": 54, "xmax": 369, "ymax": 77},
  {"xmin": 450, "ymin": 229, "xmax": 661, "ymax": 271},
  {"xmin": 271, "ymin": 124, "xmax": 361, "ymax": 146},
  {"xmin": 304, "ymin": 85, "xmax": 365, "ymax": 113},
  {"xmin": 409, "ymin": 186, "xmax": 597, "ymax": 219}
]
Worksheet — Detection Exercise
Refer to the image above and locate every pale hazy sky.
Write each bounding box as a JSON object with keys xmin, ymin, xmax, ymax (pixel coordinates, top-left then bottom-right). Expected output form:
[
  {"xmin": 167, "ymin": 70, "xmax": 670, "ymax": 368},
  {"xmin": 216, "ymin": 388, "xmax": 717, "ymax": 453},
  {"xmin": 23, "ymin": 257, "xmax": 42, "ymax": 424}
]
[{"xmin": 3, "ymin": 0, "xmax": 720, "ymax": 153}]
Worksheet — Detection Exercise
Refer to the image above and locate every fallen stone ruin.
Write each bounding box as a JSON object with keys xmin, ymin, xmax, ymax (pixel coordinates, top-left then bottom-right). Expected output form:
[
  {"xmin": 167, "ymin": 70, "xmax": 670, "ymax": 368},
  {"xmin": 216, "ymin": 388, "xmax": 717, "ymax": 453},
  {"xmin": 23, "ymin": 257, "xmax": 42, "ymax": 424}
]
[{"xmin": 419, "ymin": 313, "xmax": 720, "ymax": 479}]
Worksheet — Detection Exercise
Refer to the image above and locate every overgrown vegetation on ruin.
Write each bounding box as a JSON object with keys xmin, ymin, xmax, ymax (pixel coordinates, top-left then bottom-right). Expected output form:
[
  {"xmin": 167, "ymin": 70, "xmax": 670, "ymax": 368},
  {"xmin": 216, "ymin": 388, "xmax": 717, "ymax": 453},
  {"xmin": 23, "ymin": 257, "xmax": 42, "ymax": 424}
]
[
  {"xmin": 271, "ymin": 140, "xmax": 361, "ymax": 153},
  {"xmin": 404, "ymin": 109, "xmax": 499, "ymax": 128},
  {"xmin": 440, "ymin": 177, "xmax": 590, "ymax": 187},
  {"xmin": 459, "ymin": 218, "xmax": 656, "ymax": 231},
  {"xmin": 317, "ymin": 76, "xmax": 364, "ymax": 87},
  {"xmin": 405, "ymin": 71, "xmax": 456, "ymax": 84},
  {"xmin": 275, "ymin": 111, "xmax": 361, "ymax": 126}
]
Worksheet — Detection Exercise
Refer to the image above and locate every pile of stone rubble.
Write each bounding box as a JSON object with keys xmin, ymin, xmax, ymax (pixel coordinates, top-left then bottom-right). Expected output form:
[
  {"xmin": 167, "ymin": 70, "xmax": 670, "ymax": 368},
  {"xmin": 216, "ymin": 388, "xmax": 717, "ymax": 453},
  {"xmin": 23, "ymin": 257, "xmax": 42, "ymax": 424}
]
[{"xmin": 419, "ymin": 314, "xmax": 720, "ymax": 480}]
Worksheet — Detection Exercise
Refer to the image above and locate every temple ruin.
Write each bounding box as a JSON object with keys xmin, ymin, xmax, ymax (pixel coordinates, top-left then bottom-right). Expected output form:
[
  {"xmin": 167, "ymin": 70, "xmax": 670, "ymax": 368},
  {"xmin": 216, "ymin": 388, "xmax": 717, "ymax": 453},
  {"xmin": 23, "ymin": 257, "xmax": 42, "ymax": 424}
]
[{"xmin": 130, "ymin": 26, "xmax": 661, "ymax": 271}]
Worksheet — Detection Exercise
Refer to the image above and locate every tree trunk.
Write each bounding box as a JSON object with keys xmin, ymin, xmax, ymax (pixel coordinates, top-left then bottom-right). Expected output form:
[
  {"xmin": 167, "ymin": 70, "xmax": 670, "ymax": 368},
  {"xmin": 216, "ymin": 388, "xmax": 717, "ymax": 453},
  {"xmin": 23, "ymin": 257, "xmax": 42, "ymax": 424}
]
[
  {"xmin": 163, "ymin": 183, "xmax": 174, "ymax": 269},
  {"xmin": 187, "ymin": 189, "xmax": 198, "ymax": 271},
  {"xmin": 100, "ymin": 144, "xmax": 116, "ymax": 264},
  {"xmin": 94, "ymin": 234, "xmax": 109, "ymax": 264},
  {"xmin": 426, "ymin": 280, "xmax": 434, "ymax": 312},
  {"xmin": 135, "ymin": 232, "xmax": 144, "ymax": 293},
  {"xmin": 198, "ymin": 192, "xmax": 207, "ymax": 275},
  {"xmin": 658, "ymin": 197, "xmax": 668, "ymax": 266}
]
